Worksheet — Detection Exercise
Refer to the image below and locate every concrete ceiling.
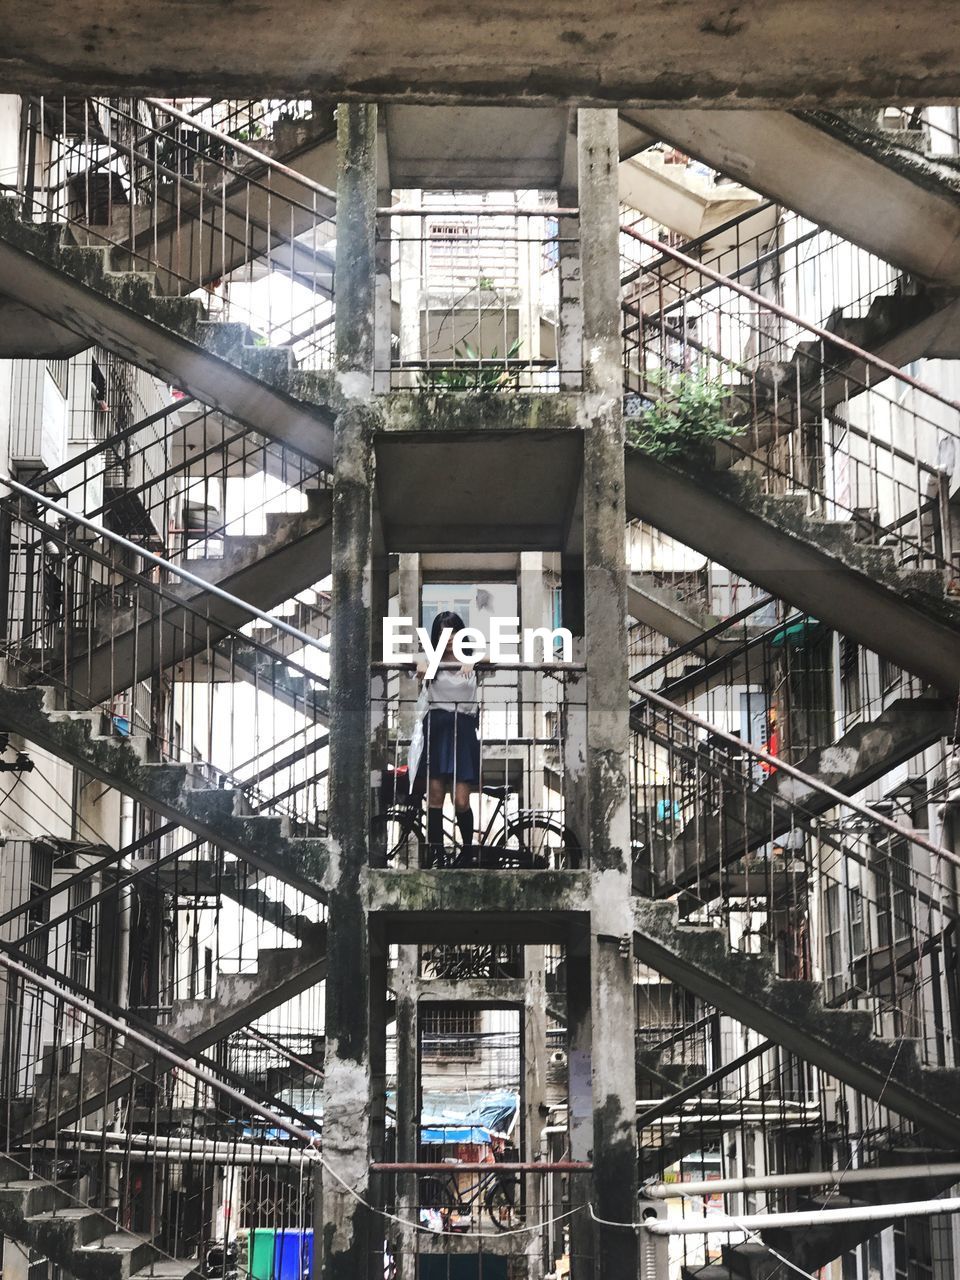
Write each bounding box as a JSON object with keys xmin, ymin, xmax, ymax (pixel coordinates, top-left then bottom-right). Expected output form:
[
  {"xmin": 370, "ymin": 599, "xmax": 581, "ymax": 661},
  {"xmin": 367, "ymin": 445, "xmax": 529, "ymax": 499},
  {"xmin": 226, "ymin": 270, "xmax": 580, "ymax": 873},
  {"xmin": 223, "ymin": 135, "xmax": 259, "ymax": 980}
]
[{"xmin": 3, "ymin": 2, "xmax": 960, "ymax": 104}]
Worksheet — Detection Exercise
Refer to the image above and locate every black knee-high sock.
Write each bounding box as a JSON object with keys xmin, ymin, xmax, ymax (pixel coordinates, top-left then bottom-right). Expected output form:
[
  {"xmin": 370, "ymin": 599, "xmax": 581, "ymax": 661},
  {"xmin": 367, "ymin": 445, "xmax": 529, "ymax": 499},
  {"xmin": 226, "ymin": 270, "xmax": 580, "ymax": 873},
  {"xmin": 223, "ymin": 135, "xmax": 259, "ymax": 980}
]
[
  {"xmin": 427, "ymin": 806, "xmax": 445, "ymax": 866},
  {"xmin": 456, "ymin": 805, "xmax": 474, "ymax": 854}
]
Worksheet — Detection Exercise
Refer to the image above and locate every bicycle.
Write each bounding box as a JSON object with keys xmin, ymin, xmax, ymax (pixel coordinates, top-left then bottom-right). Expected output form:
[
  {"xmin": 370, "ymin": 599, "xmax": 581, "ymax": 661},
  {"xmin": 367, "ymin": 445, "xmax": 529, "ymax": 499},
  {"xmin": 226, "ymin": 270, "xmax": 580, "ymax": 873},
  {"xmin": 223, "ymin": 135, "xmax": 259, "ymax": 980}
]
[
  {"xmin": 418, "ymin": 1160, "xmax": 521, "ymax": 1232},
  {"xmin": 372, "ymin": 780, "xmax": 581, "ymax": 870}
]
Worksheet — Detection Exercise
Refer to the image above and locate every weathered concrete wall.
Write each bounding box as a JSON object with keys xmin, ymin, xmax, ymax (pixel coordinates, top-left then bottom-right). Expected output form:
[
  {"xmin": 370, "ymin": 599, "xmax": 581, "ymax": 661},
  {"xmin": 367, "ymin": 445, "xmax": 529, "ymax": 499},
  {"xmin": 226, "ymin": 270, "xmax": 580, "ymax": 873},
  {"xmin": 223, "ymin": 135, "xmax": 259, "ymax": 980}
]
[{"xmin": 3, "ymin": 3, "xmax": 960, "ymax": 104}]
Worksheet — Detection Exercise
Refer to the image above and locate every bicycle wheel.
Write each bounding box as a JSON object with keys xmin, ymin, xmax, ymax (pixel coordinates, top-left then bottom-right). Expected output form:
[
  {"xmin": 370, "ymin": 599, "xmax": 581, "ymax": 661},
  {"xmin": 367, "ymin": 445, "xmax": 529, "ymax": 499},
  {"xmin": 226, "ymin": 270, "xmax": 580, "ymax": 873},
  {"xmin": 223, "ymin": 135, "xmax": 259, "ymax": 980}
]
[
  {"xmin": 495, "ymin": 817, "xmax": 580, "ymax": 870},
  {"xmin": 370, "ymin": 805, "xmax": 425, "ymax": 868},
  {"xmin": 484, "ymin": 1175, "xmax": 520, "ymax": 1231}
]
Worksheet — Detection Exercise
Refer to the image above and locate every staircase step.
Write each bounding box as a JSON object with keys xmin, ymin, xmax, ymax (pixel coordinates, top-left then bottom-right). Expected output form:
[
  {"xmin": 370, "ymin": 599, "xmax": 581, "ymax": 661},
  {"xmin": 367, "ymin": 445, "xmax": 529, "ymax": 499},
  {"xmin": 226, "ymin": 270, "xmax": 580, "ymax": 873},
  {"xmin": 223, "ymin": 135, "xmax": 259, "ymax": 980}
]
[
  {"xmin": 75, "ymin": 1231, "xmax": 161, "ymax": 1280},
  {"xmin": 722, "ymin": 1241, "xmax": 782, "ymax": 1279},
  {"xmin": 0, "ymin": 684, "xmax": 330, "ymax": 900},
  {"xmin": 28, "ymin": 1205, "xmax": 114, "ymax": 1249}
]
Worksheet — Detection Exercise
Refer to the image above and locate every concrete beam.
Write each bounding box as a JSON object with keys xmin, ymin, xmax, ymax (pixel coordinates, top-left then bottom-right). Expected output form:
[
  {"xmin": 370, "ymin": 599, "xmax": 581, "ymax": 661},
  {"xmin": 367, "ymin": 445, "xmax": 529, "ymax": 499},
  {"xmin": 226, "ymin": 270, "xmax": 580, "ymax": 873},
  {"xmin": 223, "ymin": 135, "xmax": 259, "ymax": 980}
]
[
  {"xmin": 624, "ymin": 452, "xmax": 960, "ymax": 695},
  {"xmin": 3, "ymin": 5, "xmax": 960, "ymax": 105},
  {"xmin": 366, "ymin": 868, "xmax": 591, "ymax": 944},
  {"xmin": 627, "ymin": 109, "xmax": 960, "ymax": 283}
]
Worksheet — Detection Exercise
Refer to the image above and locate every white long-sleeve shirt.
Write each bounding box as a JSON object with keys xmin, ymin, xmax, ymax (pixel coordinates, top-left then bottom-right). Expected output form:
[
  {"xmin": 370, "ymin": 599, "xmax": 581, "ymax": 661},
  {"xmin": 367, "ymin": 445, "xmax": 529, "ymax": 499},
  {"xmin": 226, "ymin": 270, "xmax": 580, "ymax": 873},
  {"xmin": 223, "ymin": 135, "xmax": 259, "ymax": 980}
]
[{"xmin": 425, "ymin": 669, "xmax": 478, "ymax": 713}]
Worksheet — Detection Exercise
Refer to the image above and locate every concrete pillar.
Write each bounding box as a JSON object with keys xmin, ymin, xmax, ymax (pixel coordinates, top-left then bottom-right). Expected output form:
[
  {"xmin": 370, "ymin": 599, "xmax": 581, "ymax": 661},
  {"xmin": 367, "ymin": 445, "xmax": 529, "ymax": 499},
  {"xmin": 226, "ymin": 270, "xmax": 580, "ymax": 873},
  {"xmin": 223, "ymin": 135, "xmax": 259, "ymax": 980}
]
[
  {"xmin": 393, "ymin": 553, "xmax": 421, "ymax": 1277},
  {"xmin": 578, "ymin": 107, "xmax": 640, "ymax": 1279},
  {"xmin": 557, "ymin": 186, "xmax": 583, "ymax": 391},
  {"xmin": 565, "ymin": 944, "xmax": 594, "ymax": 1276},
  {"xmin": 321, "ymin": 102, "xmax": 381, "ymax": 1280}
]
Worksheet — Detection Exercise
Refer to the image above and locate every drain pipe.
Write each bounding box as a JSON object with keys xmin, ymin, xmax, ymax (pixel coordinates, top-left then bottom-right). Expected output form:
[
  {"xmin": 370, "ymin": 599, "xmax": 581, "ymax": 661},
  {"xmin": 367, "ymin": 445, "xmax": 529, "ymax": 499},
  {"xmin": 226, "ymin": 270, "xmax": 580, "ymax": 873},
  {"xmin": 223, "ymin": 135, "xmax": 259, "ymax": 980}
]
[
  {"xmin": 643, "ymin": 1195, "xmax": 960, "ymax": 1235},
  {"xmin": 645, "ymin": 1163, "xmax": 960, "ymax": 1200}
]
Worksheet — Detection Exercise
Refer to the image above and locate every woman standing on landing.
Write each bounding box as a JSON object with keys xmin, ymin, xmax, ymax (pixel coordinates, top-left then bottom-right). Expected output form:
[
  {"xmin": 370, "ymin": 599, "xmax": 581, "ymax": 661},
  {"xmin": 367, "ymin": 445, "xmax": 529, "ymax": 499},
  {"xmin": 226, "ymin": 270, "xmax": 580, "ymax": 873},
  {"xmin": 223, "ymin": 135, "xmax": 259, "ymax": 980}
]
[{"xmin": 415, "ymin": 611, "xmax": 480, "ymax": 867}]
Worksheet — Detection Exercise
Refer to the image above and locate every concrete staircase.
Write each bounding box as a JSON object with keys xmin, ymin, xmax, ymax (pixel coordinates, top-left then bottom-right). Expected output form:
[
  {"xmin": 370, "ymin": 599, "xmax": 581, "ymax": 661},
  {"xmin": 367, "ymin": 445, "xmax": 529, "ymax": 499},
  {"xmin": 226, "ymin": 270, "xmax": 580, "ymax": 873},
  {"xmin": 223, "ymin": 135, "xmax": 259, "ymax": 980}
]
[
  {"xmin": 24, "ymin": 931, "xmax": 327, "ymax": 1139},
  {"xmin": 625, "ymin": 452, "xmax": 960, "ymax": 694},
  {"xmin": 645, "ymin": 695, "xmax": 953, "ymax": 896},
  {"xmin": 620, "ymin": 109, "xmax": 960, "ymax": 285},
  {"xmin": 0, "ymin": 1157, "xmax": 198, "ymax": 1280},
  {"xmin": 132, "ymin": 859, "xmax": 321, "ymax": 942},
  {"xmin": 0, "ymin": 684, "xmax": 330, "ymax": 899},
  {"xmin": 633, "ymin": 898, "xmax": 960, "ymax": 1144},
  {"xmin": 89, "ymin": 109, "xmax": 338, "ymax": 301},
  {"xmin": 0, "ymin": 199, "xmax": 338, "ymax": 465},
  {"xmin": 49, "ymin": 491, "xmax": 333, "ymax": 706}
]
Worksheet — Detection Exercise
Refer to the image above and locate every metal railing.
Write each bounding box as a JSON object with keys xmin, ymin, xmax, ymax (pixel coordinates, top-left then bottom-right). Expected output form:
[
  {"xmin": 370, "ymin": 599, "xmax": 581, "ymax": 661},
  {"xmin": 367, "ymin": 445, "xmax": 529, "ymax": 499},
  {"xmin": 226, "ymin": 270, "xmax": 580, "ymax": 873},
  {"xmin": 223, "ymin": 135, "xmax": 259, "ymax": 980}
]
[
  {"xmin": 21, "ymin": 96, "xmax": 337, "ymax": 368},
  {"xmin": 383, "ymin": 194, "xmax": 580, "ymax": 391},
  {"xmin": 622, "ymin": 224, "xmax": 960, "ymax": 584},
  {"xmin": 371, "ymin": 665, "xmax": 583, "ymax": 870},
  {"xmin": 0, "ymin": 478, "xmax": 330, "ymax": 830},
  {"xmin": 631, "ymin": 687, "xmax": 960, "ymax": 1070}
]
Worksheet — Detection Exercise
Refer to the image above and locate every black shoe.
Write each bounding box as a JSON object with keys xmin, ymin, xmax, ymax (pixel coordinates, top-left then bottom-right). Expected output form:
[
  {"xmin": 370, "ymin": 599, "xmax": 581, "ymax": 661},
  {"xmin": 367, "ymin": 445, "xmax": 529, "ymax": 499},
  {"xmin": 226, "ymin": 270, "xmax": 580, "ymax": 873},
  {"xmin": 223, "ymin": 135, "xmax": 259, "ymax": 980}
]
[{"xmin": 452, "ymin": 845, "xmax": 477, "ymax": 869}]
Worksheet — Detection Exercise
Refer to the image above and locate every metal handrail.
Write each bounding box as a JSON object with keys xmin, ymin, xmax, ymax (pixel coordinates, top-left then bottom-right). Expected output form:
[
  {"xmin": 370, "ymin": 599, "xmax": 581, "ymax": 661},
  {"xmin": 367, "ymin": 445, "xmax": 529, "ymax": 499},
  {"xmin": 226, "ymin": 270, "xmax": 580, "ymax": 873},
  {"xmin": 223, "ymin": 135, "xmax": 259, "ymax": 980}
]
[
  {"xmin": 1, "ymin": 474, "xmax": 325, "ymax": 657},
  {"xmin": 632, "ymin": 681, "xmax": 958, "ymax": 870},
  {"xmin": 143, "ymin": 97, "xmax": 336, "ymax": 203},
  {"xmin": 621, "ymin": 222, "xmax": 960, "ymax": 416}
]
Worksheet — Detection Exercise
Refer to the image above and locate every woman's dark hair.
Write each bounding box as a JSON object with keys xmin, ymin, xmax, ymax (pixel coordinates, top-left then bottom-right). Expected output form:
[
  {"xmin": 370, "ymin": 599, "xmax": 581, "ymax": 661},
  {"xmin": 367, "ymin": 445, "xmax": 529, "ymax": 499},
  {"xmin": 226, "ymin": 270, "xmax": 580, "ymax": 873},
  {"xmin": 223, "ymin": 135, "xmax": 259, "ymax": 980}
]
[{"xmin": 430, "ymin": 611, "xmax": 465, "ymax": 649}]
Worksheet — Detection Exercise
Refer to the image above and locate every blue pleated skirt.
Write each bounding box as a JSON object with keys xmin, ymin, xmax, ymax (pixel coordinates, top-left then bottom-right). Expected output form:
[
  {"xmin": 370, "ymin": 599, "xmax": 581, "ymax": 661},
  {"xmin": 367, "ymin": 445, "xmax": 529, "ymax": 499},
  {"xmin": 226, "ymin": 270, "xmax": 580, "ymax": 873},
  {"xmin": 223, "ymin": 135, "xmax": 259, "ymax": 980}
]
[{"xmin": 420, "ymin": 708, "xmax": 481, "ymax": 783}]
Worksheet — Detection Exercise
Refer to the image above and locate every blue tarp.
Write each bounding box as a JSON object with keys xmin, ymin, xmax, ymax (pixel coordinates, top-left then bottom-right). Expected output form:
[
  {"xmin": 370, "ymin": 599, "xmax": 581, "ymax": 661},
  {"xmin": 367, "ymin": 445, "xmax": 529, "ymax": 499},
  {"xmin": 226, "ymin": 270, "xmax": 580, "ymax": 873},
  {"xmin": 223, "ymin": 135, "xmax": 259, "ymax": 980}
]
[
  {"xmin": 243, "ymin": 1088, "xmax": 519, "ymax": 1146},
  {"xmin": 419, "ymin": 1089, "xmax": 518, "ymax": 1145}
]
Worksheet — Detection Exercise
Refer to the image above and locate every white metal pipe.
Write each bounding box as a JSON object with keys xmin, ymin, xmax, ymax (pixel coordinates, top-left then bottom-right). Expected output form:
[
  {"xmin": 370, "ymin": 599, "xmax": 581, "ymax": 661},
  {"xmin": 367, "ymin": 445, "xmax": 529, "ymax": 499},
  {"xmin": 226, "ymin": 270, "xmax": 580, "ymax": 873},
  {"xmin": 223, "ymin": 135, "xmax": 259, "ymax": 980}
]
[
  {"xmin": 644, "ymin": 1195, "xmax": 960, "ymax": 1235},
  {"xmin": 48, "ymin": 1133, "xmax": 304, "ymax": 1164},
  {"xmin": 645, "ymin": 1163, "xmax": 960, "ymax": 1200}
]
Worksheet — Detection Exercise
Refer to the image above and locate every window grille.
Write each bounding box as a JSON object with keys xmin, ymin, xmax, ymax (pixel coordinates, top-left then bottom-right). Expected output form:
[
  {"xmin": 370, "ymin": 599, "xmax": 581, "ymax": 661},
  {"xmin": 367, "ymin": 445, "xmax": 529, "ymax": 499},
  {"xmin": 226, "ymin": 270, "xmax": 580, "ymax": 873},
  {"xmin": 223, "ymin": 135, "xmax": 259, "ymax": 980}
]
[{"xmin": 420, "ymin": 1002, "xmax": 482, "ymax": 1061}]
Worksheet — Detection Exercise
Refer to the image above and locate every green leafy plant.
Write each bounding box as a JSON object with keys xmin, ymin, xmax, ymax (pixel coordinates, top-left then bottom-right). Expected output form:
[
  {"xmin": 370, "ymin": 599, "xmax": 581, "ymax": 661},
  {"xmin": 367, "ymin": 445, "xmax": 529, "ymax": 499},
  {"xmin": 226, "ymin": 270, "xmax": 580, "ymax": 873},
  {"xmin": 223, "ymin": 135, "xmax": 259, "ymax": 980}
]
[
  {"xmin": 627, "ymin": 369, "xmax": 737, "ymax": 465},
  {"xmin": 421, "ymin": 337, "xmax": 523, "ymax": 392}
]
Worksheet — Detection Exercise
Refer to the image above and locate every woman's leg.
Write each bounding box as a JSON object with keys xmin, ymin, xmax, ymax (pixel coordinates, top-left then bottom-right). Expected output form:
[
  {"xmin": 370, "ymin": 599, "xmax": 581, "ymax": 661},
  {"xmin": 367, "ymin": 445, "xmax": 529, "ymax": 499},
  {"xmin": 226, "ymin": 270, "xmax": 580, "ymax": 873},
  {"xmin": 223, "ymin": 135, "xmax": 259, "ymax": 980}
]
[
  {"xmin": 426, "ymin": 776, "xmax": 447, "ymax": 867},
  {"xmin": 453, "ymin": 781, "xmax": 474, "ymax": 866}
]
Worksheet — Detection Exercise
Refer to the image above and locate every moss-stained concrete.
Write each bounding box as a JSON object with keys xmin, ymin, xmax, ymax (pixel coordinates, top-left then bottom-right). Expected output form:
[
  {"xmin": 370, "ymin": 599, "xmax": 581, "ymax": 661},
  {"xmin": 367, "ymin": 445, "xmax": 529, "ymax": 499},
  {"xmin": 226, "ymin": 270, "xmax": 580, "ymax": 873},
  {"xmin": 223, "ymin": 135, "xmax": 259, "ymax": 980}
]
[
  {"xmin": 367, "ymin": 867, "xmax": 591, "ymax": 916},
  {"xmin": 378, "ymin": 390, "xmax": 580, "ymax": 434},
  {"xmin": 0, "ymin": 198, "xmax": 341, "ymax": 462},
  {"xmin": 321, "ymin": 103, "xmax": 380, "ymax": 1280}
]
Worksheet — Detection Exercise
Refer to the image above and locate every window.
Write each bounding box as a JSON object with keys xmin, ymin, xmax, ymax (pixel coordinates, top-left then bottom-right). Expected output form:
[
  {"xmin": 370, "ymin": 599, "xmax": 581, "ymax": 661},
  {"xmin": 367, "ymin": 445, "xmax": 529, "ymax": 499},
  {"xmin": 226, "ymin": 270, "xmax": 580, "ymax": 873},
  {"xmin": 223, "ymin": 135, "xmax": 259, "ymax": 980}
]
[
  {"xmin": 874, "ymin": 839, "xmax": 913, "ymax": 951},
  {"xmin": 68, "ymin": 881, "xmax": 94, "ymax": 989},
  {"xmin": 420, "ymin": 1003, "xmax": 482, "ymax": 1061},
  {"xmin": 840, "ymin": 636, "xmax": 861, "ymax": 720},
  {"xmin": 46, "ymin": 358, "xmax": 69, "ymax": 397},
  {"xmin": 822, "ymin": 882, "xmax": 844, "ymax": 1002}
]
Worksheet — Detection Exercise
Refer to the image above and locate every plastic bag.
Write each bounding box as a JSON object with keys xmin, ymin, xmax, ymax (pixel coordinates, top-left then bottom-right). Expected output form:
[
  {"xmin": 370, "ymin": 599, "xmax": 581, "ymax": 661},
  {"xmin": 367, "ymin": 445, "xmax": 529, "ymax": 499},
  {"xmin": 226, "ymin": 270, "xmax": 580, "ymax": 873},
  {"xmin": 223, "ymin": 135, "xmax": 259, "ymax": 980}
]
[{"xmin": 406, "ymin": 683, "xmax": 430, "ymax": 783}]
